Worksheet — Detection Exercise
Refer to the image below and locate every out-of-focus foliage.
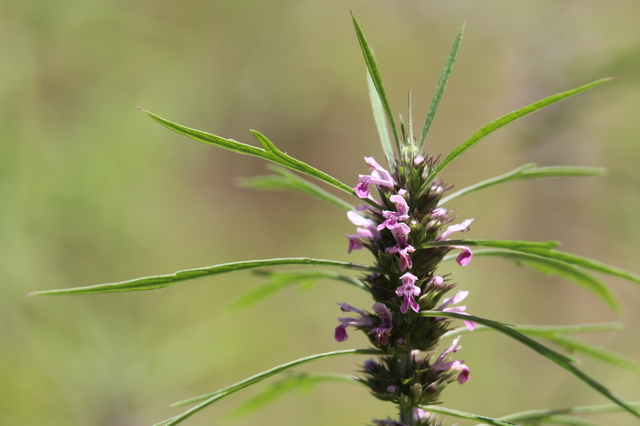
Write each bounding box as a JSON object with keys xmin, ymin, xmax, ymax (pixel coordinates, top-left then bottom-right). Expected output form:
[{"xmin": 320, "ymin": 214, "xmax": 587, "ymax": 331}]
[{"xmin": 1, "ymin": 1, "xmax": 639, "ymax": 425}]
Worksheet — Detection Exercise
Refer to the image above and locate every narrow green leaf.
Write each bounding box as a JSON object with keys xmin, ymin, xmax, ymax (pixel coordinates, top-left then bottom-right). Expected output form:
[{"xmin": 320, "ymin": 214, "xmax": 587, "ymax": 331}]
[
  {"xmin": 367, "ymin": 72, "xmax": 395, "ymax": 163},
  {"xmin": 418, "ymin": 23, "xmax": 465, "ymax": 149},
  {"xmin": 28, "ymin": 258, "xmax": 374, "ymax": 296},
  {"xmin": 482, "ymin": 402, "xmax": 640, "ymax": 425},
  {"xmin": 419, "ymin": 238, "xmax": 560, "ymax": 251},
  {"xmin": 238, "ymin": 165, "xmax": 356, "ymax": 211},
  {"xmin": 519, "ymin": 248, "xmax": 640, "ymax": 285},
  {"xmin": 421, "ymin": 311, "xmax": 640, "ymax": 419},
  {"xmin": 442, "ymin": 322, "xmax": 622, "ymax": 339},
  {"xmin": 352, "ymin": 13, "xmax": 400, "ymax": 151},
  {"xmin": 420, "ymin": 405, "xmax": 516, "ymax": 426},
  {"xmin": 140, "ymin": 109, "xmax": 354, "ymax": 195},
  {"xmin": 542, "ymin": 334, "xmax": 640, "ymax": 375},
  {"xmin": 226, "ymin": 372, "xmax": 360, "ymax": 420},
  {"xmin": 225, "ymin": 269, "xmax": 367, "ymax": 312},
  {"xmin": 462, "ymin": 249, "xmax": 622, "ymax": 314},
  {"xmin": 422, "ymin": 78, "xmax": 613, "ymax": 190},
  {"xmin": 439, "ymin": 163, "xmax": 605, "ymax": 205},
  {"xmin": 157, "ymin": 349, "xmax": 380, "ymax": 426}
]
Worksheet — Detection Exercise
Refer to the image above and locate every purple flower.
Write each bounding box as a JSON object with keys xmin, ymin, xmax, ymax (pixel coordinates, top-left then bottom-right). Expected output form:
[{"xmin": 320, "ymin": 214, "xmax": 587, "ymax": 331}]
[
  {"xmin": 378, "ymin": 192, "xmax": 410, "ymax": 231},
  {"xmin": 385, "ymin": 221, "xmax": 415, "ymax": 271},
  {"xmin": 433, "ymin": 336, "xmax": 470, "ymax": 384},
  {"xmin": 354, "ymin": 157, "xmax": 395, "ymax": 199},
  {"xmin": 438, "ymin": 218, "xmax": 474, "ymax": 240},
  {"xmin": 430, "ymin": 207, "xmax": 448, "ymax": 220},
  {"xmin": 395, "ymin": 272, "xmax": 421, "ymax": 313},
  {"xmin": 334, "ymin": 303, "xmax": 374, "ymax": 342},
  {"xmin": 437, "ymin": 218, "xmax": 474, "ymax": 266},
  {"xmin": 370, "ymin": 303, "xmax": 393, "ymax": 345},
  {"xmin": 346, "ymin": 211, "xmax": 381, "ymax": 253},
  {"xmin": 436, "ymin": 291, "xmax": 476, "ymax": 331},
  {"xmin": 428, "ymin": 275, "xmax": 445, "ymax": 287}
]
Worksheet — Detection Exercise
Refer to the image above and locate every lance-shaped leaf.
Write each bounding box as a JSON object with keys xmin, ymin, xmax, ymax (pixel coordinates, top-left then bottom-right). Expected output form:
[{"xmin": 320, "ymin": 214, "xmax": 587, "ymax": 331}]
[
  {"xmin": 421, "ymin": 311, "xmax": 640, "ymax": 419},
  {"xmin": 238, "ymin": 164, "xmax": 356, "ymax": 211},
  {"xmin": 443, "ymin": 323, "xmax": 639, "ymax": 374},
  {"xmin": 139, "ymin": 109, "xmax": 354, "ymax": 195},
  {"xmin": 476, "ymin": 402, "xmax": 640, "ymax": 425},
  {"xmin": 225, "ymin": 269, "xmax": 367, "ymax": 312},
  {"xmin": 418, "ymin": 238, "xmax": 559, "ymax": 251},
  {"xmin": 442, "ymin": 322, "xmax": 623, "ymax": 339},
  {"xmin": 421, "ymin": 405, "xmax": 516, "ymax": 426},
  {"xmin": 439, "ymin": 163, "xmax": 606, "ymax": 205},
  {"xmin": 352, "ymin": 13, "xmax": 400, "ymax": 151},
  {"xmin": 367, "ymin": 72, "xmax": 395, "ymax": 163},
  {"xmin": 421, "ymin": 77, "xmax": 613, "ymax": 191},
  {"xmin": 155, "ymin": 349, "xmax": 380, "ymax": 426},
  {"xmin": 226, "ymin": 372, "xmax": 360, "ymax": 420},
  {"xmin": 27, "ymin": 258, "xmax": 374, "ymax": 296},
  {"xmin": 450, "ymin": 248, "xmax": 623, "ymax": 314},
  {"xmin": 418, "ymin": 23, "xmax": 465, "ymax": 149}
]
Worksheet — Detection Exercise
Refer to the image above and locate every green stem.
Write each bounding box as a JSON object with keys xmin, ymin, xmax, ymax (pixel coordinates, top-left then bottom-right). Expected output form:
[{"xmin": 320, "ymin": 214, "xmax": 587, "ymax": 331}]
[{"xmin": 398, "ymin": 352, "xmax": 416, "ymax": 426}]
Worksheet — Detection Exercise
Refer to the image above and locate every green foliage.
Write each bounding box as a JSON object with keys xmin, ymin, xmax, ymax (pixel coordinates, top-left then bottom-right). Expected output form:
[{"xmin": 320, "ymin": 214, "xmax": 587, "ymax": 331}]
[
  {"xmin": 421, "ymin": 78, "xmax": 613, "ymax": 191},
  {"xmin": 28, "ymin": 258, "xmax": 373, "ymax": 296},
  {"xmin": 439, "ymin": 163, "xmax": 606, "ymax": 205},
  {"xmin": 418, "ymin": 24, "xmax": 465, "ymax": 150},
  {"xmin": 238, "ymin": 164, "xmax": 356, "ymax": 211},
  {"xmin": 157, "ymin": 349, "xmax": 380, "ymax": 426},
  {"xmin": 140, "ymin": 109, "xmax": 354, "ymax": 195},
  {"xmin": 421, "ymin": 311, "xmax": 640, "ymax": 419}
]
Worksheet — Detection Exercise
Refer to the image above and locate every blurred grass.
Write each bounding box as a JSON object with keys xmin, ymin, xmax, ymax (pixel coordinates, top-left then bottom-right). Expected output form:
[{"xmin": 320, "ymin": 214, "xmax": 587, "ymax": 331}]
[{"xmin": 1, "ymin": 0, "xmax": 639, "ymax": 425}]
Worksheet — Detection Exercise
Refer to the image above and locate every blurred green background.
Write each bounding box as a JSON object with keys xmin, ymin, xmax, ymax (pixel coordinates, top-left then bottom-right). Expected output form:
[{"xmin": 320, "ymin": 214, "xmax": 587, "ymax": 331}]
[{"xmin": 2, "ymin": 1, "xmax": 639, "ymax": 425}]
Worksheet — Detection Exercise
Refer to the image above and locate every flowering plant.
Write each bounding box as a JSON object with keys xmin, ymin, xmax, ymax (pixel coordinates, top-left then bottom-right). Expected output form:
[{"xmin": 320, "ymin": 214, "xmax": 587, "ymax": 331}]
[{"xmin": 30, "ymin": 15, "xmax": 640, "ymax": 426}]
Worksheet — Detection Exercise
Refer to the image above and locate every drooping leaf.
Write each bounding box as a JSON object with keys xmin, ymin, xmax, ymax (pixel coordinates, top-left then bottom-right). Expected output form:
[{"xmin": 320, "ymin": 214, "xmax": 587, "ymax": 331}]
[
  {"xmin": 421, "ymin": 78, "xmax": 613, "ymax": 190},
  {"xmin": 419, "ymin": 238, "xmax": 560, "ymax": 251},
  {"xmin": 442, "ymin": 322, "xmax": 623, "ymax": 339},
  {"xmin": 139, "ymin": 109, "xmax": 354, "ymax": 195},
  {"xmin": 351, "ymin": 13, "xmax": 400, "ymax": 151},
  {"xmin": 418, "ymin": 23, "xmax": 465, "ymax": 150},
  {"xmin": 225, "ymin": 269, "xmax": 367, "ymax": 312},
  {"xmin": 155, "ymin": 349, "xmax": 380, "ymax": 426},
  {"xmin": 238, "ymin": 164, "xmax": 356, "ymax": 211},
  {"xmin": 439, "ymin": 163, "xmax": 605, "ymax": 205},
  {"xmin": 443, "ymin": 322, "xmax": 637, "ymax": 373},
  {"xmin": 542, "ymin": 334, "xmax": 640, "ymax": 375},
  {"xmin": 28, "ymin": 258, "xmax": 374, "ymax": 296},
  {"xmin": 421, "ymin": 311, "xmax": 640, "ymax": 419},
  {"xmin": 477, "ymin": 402, "xmax": 640, "ymax": 425},
  {"xmin": 455, "ymin": 248, "xmax": 623, "ymax": 314},
  {"xmin": 226, "ymin": 372, "xmax": 360, "ymax": 420},
  {"xmin": 367, "ymin": 72, "xmax": 395, "ymax": 163},
  {"xmin": 420, "ymin": 404, "xmax": 516, "ymax": 426}
]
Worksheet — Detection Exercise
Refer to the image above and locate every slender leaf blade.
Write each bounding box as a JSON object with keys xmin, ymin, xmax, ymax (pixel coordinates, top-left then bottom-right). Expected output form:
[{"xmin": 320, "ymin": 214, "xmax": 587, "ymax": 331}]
[
  {"xmin": 465, "ymin": 249, "xmax": 622, "ymax": 314},
  {"xmin": 439, "ymin": 164, "xmax": 605, "ymax": 205},
  {"xmin": 419, "ymin": 238, "xmax": 559, "ymax": 251},
  {"xmin": 418, "ymin": 23, "xmax": 465, "ymax": 149},
  {"xmin": 423, "ymin": 78, "xmax": 613, "ymax": 188},
  {"xmin": 367, "ymin": 72, "xmax": 395, "ymax": 163},
  {"xmin": 225, "ymin": 269, "xmax": 367, "ymax": 312},
  {"xmin": 420, "ymin": 405, "xmax": 516, "ymax": 426},
  {"xmin": 159, "ymin": 349, "xmax": 380, "ymax": 426},
  {"xmin": 421, "ymin": 311, "xmax": 640, "ymax": 419},
  {"xmin": 238, "ymin": 165, "xmax": 356, "ymax": 211},
  {"xmin": 226, "ymin": 372, "xmax": 360, "ymax": 420},
  {"xmin": 352, "ymin": 13, "xmax": 400, "ymax": 150},
  {"xmin": 482, "ymin": 402, "xmax": 640, "ymax": 424},
  {"xmin": 442, "ymin": 322, "xmax": 622, "ymax": 339},
  {"xmin": 28, "ymin": 258, "xmax": 374, "ymax": 296}
]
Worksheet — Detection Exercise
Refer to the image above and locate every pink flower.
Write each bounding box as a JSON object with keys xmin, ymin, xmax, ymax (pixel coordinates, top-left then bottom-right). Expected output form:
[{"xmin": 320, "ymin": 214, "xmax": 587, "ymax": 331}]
[
  {"xmin": 354, "ymin": 157, "xmax": 395, "ymax": 198},
  {"xmin": 433, "ymin": 336, "xmax": 471, "ymax": 384},
  {"xmin": 334, "ymin": 303, "xmax": 374, "ymax": 342},
  {"xmin": 436, "ymin": 291, "xmax": 476, "ymax": 331},
  {"xmin": 395, "ymin": 272, "xmax": 421, "ymax": 313},
  {"xmin": 369, "ymin": 303, "xmax": 393, "ymax": 345},
  {"xmin": 437, "ymin": 218, "xmax": 474, "ymax": 266}
]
